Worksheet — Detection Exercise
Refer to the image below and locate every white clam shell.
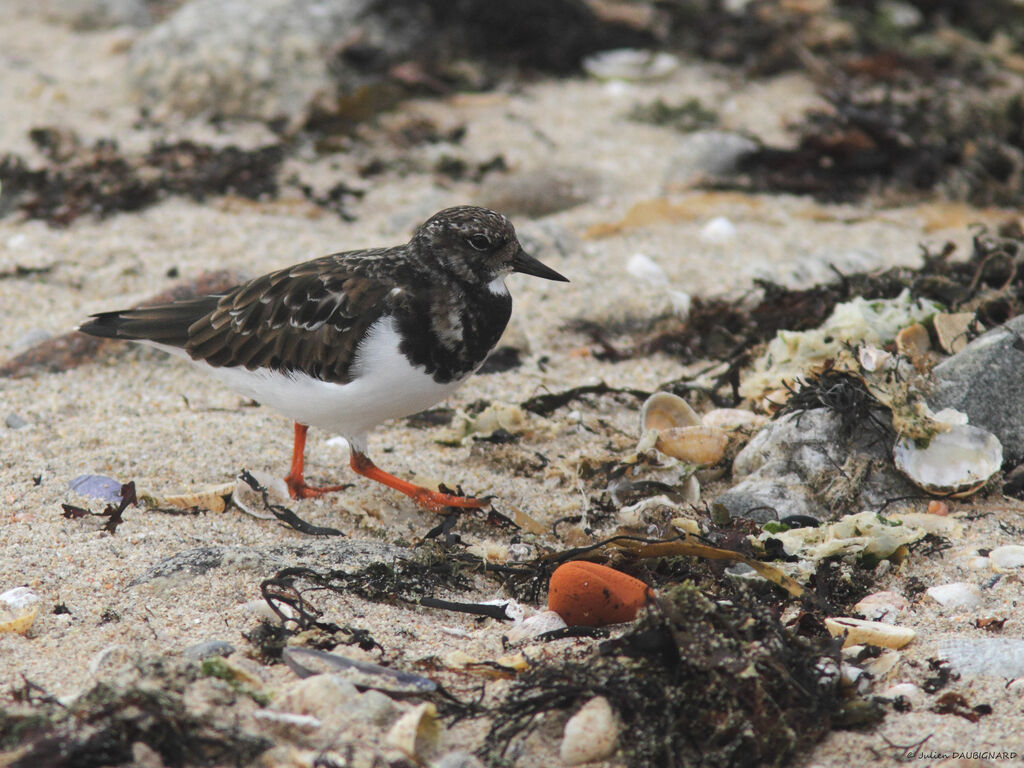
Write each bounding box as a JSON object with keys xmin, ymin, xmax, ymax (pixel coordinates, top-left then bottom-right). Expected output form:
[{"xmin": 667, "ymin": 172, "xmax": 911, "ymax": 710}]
[
  {"xmin": 640, "ymin": 391, "xmax": 700, "ymax": 433},
  {"xmin": 892, "ymin": 423, "xmax": 1002, "ymax": 496}
]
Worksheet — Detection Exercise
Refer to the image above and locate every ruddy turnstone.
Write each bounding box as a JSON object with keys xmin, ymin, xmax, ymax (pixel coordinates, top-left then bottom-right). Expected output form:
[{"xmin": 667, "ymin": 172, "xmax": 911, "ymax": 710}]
[{"xmin": 79, "ymin": 206, "xmax": 568, "ymax": 509}]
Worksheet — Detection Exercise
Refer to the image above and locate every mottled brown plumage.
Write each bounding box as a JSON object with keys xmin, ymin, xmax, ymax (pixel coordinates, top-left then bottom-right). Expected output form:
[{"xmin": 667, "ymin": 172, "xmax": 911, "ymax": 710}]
[{"xmin": 79, "ymin": 206, "xmax": 568, "ymax": 506}]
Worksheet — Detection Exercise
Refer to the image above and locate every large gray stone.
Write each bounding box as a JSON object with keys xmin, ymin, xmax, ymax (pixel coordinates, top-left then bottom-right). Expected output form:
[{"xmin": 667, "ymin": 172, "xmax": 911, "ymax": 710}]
[
  {"xmin": 714, "ymin": 409, "xmax": 917, "ymax": 522},
  {"xmin": 128, "ymin": 0, "xmax": 427, "ymax": 121},
  {"xmin": 930, "ymin": 315, "xmax": 1024, "ymax": 464}
]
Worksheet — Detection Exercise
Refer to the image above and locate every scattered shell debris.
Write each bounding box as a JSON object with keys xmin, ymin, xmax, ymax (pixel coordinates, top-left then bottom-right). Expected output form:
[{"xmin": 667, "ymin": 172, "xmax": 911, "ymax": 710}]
[
  {"xmin": 740, "ymin": 289, "xmax": 943, "ymax": 400},
  {"xmin": 824, "ymin": 617, "xmax": 916, "ymax": 649},
  {"xmin": 757, "ymin": 511, "xmax": 929, "ymax": 564},
  {"xmin": 0, "ymin": 587, "xmax": 41, "ymax": 635}
]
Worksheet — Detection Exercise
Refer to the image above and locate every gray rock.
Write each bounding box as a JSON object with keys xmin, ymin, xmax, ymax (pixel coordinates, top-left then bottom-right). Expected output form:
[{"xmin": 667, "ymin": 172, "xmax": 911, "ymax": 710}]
[
  {"xmin": 131, "ymin": 539, "xmax": 408, "ymax": 584},
  {"xmin": 930, "ymin": 315, "xmax": 1024, "ymax": 463},
  {"xmin": 183, "ymin": 639, "xmax": 236, "ymax": 661},
  {"xmin": 663, "ymin": 130, "xmax": 759, "ymax": 190},
  {"xmin": 26, "ymin": 0, "xmax": 150, "ymax": 29},
  {"xmin": 5, "ymin": 413, "xmax": 28, "ymax": 430},
  {"xmin": 128, "ymin": 0, "xmax": 429, "ymax": 122},
  {"xmin": 714, "ymin": 409, "xmax": 918, "ymax": 522},
  {"xmin": 477, "ymin": 166, "xmax": 601, "ymax": 218}
]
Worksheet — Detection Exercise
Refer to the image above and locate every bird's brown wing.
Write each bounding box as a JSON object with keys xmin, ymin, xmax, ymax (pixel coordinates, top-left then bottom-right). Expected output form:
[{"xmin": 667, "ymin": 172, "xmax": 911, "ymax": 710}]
[{"xmin": 185, "ymin": 253, "xmax": 395, "ymax": 383}]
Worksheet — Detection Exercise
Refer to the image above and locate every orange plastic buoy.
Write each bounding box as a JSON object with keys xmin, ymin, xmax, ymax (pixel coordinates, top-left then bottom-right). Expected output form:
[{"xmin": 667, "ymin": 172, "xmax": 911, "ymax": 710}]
[{"xmin": 547, "ymin": 561, "xmax": 653, "ymax": 627}]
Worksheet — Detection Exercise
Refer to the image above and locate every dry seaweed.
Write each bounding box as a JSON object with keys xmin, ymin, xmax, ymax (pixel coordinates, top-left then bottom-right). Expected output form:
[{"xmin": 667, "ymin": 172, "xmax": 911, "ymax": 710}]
[
  {"xmin": 481, "ymin": 582, "xmax": 842, "ymax": 768},
  {"xmin": 60, "ymin": 481, "xmax": 137, "ymax": 534},
  {"xmin": 0, "ymin": 664, "xmax": 271, "ymax": 768},
  {"xmin": 0, "ymin": 137, "xmax": 285, "ymax": 226}
]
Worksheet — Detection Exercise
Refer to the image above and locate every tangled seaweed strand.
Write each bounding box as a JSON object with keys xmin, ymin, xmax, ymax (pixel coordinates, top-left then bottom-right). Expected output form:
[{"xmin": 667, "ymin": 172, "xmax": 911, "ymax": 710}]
[{"xmin": 482, "ymin": 583, "xmax": 840, "ymax": 768}]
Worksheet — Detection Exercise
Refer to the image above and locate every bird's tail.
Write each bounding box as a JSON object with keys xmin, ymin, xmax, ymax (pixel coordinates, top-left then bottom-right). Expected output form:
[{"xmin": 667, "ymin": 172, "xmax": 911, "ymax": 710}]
[{"xmin": 78, "ymin": 297, "xmax": 220, "ymax": 349}]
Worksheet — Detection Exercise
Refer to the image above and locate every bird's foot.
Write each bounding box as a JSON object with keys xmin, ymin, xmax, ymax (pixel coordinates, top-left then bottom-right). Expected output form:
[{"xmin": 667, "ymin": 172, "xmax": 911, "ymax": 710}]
[
  {"xmin": 411, "ymin": 487, "xmax": 488, "ymax": 512},
  {"xmin": 284, "ymin": 474, "xmax": 348, "ymax": 500}
]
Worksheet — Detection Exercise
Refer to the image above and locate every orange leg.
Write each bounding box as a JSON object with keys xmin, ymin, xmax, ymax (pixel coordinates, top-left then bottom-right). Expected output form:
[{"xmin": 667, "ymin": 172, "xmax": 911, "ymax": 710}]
[
  {"xmin": 283, "ymin": 423, "xmax": 348, "ymax": 499},
  {"xmin": 349, "ymin": 450, "xmax": 486, "ymax": 512}
]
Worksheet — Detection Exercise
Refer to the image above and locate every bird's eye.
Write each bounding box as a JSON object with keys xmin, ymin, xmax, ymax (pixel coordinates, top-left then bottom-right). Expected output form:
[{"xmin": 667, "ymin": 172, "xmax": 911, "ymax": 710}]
[{"xmin": 467, "ymin": 233, "xmax": 492, "ymax": 251}]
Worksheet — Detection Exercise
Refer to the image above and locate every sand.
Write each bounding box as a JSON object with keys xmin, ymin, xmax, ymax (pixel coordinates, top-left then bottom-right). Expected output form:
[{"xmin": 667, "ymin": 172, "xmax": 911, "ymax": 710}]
[{"xmin": 2, "ymin": 6, "xmax": 1024, "ymax": 766}]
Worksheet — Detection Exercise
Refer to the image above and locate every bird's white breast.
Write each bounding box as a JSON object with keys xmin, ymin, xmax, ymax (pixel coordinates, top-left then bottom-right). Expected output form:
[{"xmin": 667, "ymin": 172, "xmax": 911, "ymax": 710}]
[{"xmin": 186, "ymin": 317, "xmax": 464, "ymax": 449}]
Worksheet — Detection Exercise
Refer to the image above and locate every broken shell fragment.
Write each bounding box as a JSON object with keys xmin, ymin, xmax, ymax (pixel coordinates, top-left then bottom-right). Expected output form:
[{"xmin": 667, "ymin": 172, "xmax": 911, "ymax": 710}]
[
  {"xmin": 892, "ymin": 423, "xmax": 1002, "ymax": 496},
  {"xmin": 560, "ymin": 696, "xmax": 618, "ymax": 765},
  {"xmin": 386, "ymin": 702, "xmax": 440, "ymax": 761},
  {"xmin": 282, "ymin": 647, "xmax": 437, "ymax": 694},
  {"xmin": 825, "ymin": 617, "xmax": 915, "ymax": 649},
  {"xmin": 548, "ymin": 562, "xmax": 653, "ymax": 627},
  {"xmin": 639, "ymin": 391, "xmax": 700, "ymax": 433},
  {"xmin": 854, "ymin": 590, "xmax": 908, "ymax": 622},
  {"xmin": 932, "ymin": 312, "xmax": 977, "ymax": 354},
  {"xmin": 655, "ymin": 425, "xmax": 729, "ymax": 465},
  {"xmin": 0, "ymin": 587, "xmax": 41, "ymax": 635},
  {"xmin": 926, "ymin": 582, "xmax": 982, "ymax": 609},
  {"xmin": 895, "ymin": 322, "xmax": 931, "ymax": 357},
  {"xmin": 145, "ymin": 482, "xmax": 236, "ymax": 513},
  {"xmin": 701, "ymin": 408, "xmax": 768, "ymax": 431}
]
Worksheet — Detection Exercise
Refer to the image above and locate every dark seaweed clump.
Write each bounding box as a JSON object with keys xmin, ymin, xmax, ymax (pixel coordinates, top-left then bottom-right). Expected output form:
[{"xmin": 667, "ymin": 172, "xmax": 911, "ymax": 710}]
[{"xmin": 483, "ymin": 582, "xmax": 843, "ymax": 768}]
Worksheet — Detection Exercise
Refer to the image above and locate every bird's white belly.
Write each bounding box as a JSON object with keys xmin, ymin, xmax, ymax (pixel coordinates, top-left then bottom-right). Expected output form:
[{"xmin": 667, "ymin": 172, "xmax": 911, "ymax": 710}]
[{"xmin": 191, "ymin": 318, "xmax": 464, "ymax": 447}]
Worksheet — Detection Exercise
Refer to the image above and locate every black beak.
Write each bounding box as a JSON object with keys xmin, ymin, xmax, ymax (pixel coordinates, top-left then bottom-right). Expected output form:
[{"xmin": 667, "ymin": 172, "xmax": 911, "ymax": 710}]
[{"xmin": 511, "ymin": 247, "xmax": 569, "ymax": 282}]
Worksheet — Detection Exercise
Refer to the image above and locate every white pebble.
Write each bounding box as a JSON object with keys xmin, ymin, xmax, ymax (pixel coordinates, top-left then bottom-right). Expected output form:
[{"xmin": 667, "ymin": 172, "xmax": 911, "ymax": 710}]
[
  {"xmin": 883, "ymin": 682, "xmax": 925, "ymax": 707},
  {"xmin": 626, "ymin": 253, "xmax": 669, "ymax": 286},
  {"xmin": 504, "ymin": 610, "xmax": 567, "ymax": 645},
  {"xmin": 926, "ymin": 583, "xmax": 982, "ymax": 609},
  {"xmin": 854, "ymin": 590, "xmax": 908, "ymax": 622},
  {"xmin": 699, "ymin": 216, "xmax": 736, "ymax": 244},
  {"xmin": 989, "ymin": 545, "xmax": 1024, "ymax": 572},
  {"xmin": 560, "ymin": 696, "xmax": 618, "ymax": 765}
]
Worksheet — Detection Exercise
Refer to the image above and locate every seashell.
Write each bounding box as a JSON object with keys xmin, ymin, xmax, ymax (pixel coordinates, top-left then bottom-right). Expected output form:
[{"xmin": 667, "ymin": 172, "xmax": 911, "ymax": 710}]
[
  {"xmin": 655, "ymin": 425, "xmax": 728, "ymax": 465},
  {"xmin": 252, "ymin": 709, "xmax": 321, "ymax": 731},
  {"xmin": 936, "ymin": 637, "xmax": 1024, "ymax": 678},
  {"xmin": 386, "ymin": 702, "xmax": 440, "ymax": 761},
  {"xmin": 701, "ymin": 408, "xmax": 768, "ymax": 431},
  {"xmin": 0, "ymin": 587, "xmax": 41, "ymax": 635},
  {"xmin": 560, "ymin": 697, "xmax": 618, "ymax": 765},
  {"xmin": 932, "ymin": 312, "xmax": 977, "ymax": 354},
  {"xmin": 989, "ymin": 545, "xmax": 1024, "ymax": 571},
  {"xmin": 895, "ymin": 323, "xmax": 931, "ymax": 357},
  {"xmin": 232, "ymin": 470, "xmax": 290, "ymax": 517},
  {"xmin": 858, "ymin": 345, "xmax": 892, "ymax": 372},
  {"xmin": 505, "ymin": 610, "xmax": 569, "ymax": 645},
  {"xmin": 824, "ymin": 617, "xmax": 915, "ymax": 649},
  {"xmin": 854, "ymin": 591, "xmax": 908, "ymax": 622},
  {"xmin": 151, "ymin": 482, "xmax": 236, "ymax": 513},
  {"xmin": 582, "ymin": 48, "xmax": 679, "ymax": 81},
  {"xmin": 548, "ymin": 562, "xmax": 653, "ymax": 627},
  {"xmin": 926, "ymin": 582, "xmax": 982, "ymax": 608},
  {"xmin": 282, "ymin": 647, "xmax": 437, "ymax": 694},
  {"xmin": 892, "ymin": 423, "xmax": 1002, "ymax": 497},
  {"xmin": 865, "ymin": 650, "xmax": 901, "ymax": 679},
  {"xmin": 639, "ymin": 391, "xmax": 700, "ymax": 433}
]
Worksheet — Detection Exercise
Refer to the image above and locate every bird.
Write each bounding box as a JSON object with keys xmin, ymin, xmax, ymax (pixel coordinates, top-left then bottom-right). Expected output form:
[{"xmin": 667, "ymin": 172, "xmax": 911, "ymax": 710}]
[{"xmin": 78, "ymin": 206, "xmax": 568, "ymax": 510}]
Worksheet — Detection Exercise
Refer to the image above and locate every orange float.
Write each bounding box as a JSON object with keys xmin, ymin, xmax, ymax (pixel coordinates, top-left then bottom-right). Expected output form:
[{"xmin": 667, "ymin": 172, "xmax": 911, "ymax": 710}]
[{"xmin": 547, "ymin": 561, "xmax": 653, "ymax": 627}]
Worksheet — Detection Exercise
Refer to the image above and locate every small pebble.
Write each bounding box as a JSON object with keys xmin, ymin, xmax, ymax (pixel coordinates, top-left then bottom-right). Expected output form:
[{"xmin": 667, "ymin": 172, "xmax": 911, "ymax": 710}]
[
  {"xmin": 854, "ymin": 590, "xmax": 908, "ymax": 622},
  {"xmin": 883, "ymin": 682, "xmax": 925, "ymax": 707},
  {"xmin": 926, "ymin": 582, "xmax": 982, "ymax": 609},
  {"xmin": 182, "ymin": 639, "xmax": 236, "ymax": 661},
  {"xmin": 698, "ymin": 216, "xmax": 736, "ymax": 244},
  {"xmin": 926, "ymin": 500, "xmax": 949, "ymax": 515},
  {"xmin": 989, "ymin": 545, "xmax": 1024, "ymax": 571},
  {"xmin": 560, "ymin": 696, "xmax": 618, "ymax": 765},
  {"xmin": 5, "ymin": 413, "xmax": 28, "ymax": 430}
]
